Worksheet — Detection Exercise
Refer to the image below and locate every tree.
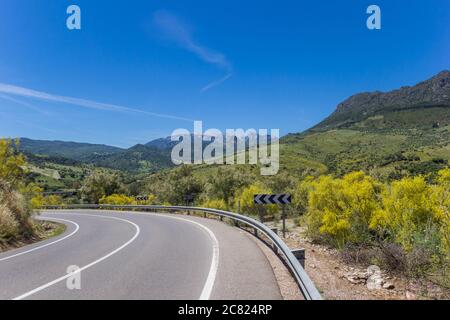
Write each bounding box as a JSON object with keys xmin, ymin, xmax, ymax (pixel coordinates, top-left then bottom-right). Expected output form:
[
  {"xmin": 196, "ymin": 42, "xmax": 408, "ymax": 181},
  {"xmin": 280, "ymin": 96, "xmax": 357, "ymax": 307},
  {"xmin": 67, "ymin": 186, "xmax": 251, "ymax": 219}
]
[
  {"xmin": 235, "ymin": 182, "xmax": 277, "ymax": 217},
  {"xmin": 167, "ymin": 165, "xmax": 204, "ymax": 205},
  {"xmin": 0, "ymin": 139, "xmax": 26, "ymax": 187},
  {"xmin": 81, "ymin": 171, "xmax": 125, "ymax": 203},
  {"xmin": 209, "ymin": 167, "xmax": 250, "ymax": 209},
  {"xmin": 265, "ymin": 171, "xmax": 296, "ymax": 194}
]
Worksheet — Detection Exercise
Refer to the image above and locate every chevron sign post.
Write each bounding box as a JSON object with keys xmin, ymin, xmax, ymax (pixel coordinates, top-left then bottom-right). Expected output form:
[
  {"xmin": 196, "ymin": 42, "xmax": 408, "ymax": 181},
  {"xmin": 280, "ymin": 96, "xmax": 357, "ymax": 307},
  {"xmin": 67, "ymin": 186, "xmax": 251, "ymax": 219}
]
[
  {"xmin": 254, "ymin": 194, "xmax": 292, "ymax": 237},
  {"xmin": 254, "ymin": 194, "xmax": 291, "ymax": 205}
]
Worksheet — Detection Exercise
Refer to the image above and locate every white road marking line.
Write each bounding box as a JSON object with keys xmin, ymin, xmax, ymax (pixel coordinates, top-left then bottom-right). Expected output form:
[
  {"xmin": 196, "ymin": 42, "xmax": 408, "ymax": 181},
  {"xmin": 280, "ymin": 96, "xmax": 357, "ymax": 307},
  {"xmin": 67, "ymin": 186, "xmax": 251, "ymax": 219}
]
[
  {"xmin": 12, "ymin": 214, "xmax": 141, "ymax": 300},
  {"xmin": 0, "ymin": 218, "xmax": 79, "ymax": 263},
  {"xmin": 156, "ymin": 214, "xmax": 219, "ymax": 300},
  {"xmin": 37, "ymin": 210, "xmax": 220, "ymax": 300},
  {"xmin": 131, "ymin": 211, "xmax": 220, "ymax": 300}
]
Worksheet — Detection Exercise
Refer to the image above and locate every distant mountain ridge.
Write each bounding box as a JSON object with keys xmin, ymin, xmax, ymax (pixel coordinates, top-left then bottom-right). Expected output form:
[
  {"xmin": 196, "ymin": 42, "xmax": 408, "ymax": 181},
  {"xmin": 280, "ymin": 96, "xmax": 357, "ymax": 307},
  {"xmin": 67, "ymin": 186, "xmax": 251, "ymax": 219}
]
[
  {"xmin": 312, "ymin": 70, "xmax": 450, "ymax": 131},
  {"xmin": 19, "ymin": 138, "xmax": 173, "ymax": 173},
  {"xmin": 12, "ymin": 70, "xmax": 450, "ymax": 179},
  {"xmin": 19, "ymin": 138, "xmax": 124, "ymax": 162}
]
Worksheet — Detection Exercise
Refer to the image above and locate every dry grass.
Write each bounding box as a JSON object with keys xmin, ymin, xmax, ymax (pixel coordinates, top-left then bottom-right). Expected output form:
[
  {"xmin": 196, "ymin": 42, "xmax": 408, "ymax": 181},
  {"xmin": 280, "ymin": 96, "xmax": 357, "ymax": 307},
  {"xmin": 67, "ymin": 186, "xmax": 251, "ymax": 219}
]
[{"xmin": 0, "ymin": 179, "xmax": 35, "ymax": 247}]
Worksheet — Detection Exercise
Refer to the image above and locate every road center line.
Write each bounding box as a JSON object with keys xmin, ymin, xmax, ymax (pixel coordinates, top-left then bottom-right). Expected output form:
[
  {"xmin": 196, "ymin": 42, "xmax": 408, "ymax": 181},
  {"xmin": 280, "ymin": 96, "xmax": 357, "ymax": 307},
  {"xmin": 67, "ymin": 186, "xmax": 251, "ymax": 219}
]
[
  {"xmin": 12, "ymin": 213, "xmax": 141, "ymax": 300},
  {"xmin": 0, "ymin": 218, "xmax": 80, "ymax": 263}
]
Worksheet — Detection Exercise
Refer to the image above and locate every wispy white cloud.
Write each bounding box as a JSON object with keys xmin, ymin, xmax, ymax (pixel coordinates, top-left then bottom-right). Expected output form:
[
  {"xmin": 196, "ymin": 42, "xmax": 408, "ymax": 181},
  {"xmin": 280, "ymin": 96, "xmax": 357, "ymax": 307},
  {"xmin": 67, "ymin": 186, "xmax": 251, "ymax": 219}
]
[
  {"xmin": 0, "ymin": 93, "xmax": 51, "ymax": 115},
  {"xmin": 153, "ymin": 10, "xmax": 232, "ymax": 92},
  {"xmin": 0, "ymin": 83, "xmax": 193, "ymax": 122},
  {"xmin": 200, "ymin": 73, "xmax": 232, "ymax": 93}
]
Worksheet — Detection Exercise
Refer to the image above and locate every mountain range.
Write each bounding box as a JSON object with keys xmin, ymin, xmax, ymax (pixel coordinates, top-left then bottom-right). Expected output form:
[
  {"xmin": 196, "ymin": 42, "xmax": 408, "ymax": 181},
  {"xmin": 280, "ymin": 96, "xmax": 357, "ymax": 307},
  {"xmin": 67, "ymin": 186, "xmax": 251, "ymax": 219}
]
[{"xmin": 12, "ymin": 70, "xmax": 450, "ymax": 186}]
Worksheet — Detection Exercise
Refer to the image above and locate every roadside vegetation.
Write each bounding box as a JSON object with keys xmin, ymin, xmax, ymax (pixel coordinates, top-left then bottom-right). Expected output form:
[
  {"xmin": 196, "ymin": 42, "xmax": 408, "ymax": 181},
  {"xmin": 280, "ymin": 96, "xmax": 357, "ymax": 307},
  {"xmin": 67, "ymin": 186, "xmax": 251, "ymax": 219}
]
[
  {"xmin": 79, "ymin": 163, "xmax": 449, "ymax": 288},
  {"xmin": 304, "ymin": 170, "xmax": 449, "ymax": 286},
  {"xmin": 5, "ymin": 134, "xmax": 448, "ymax": 286},
  {"xmin": 0, "ymin": 139, "xmax": 65, "ymax": 250}
]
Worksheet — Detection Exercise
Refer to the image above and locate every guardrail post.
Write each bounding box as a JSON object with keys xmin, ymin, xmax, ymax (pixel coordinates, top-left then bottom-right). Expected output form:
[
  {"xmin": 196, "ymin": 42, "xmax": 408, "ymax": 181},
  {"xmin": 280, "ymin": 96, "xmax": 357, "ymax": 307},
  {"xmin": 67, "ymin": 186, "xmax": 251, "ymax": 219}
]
[
  {"xmin": 272, "ymin": 243, "xmax": 278, "ymax": 254},
  {"xmin": 271, "ymin": 227, "xmax": 278, "ymax": 235},
  {"xmin": 291, "ymin": 249, "xmax": 306, "ymax": 268},
  {"xmin": 254, "ymin": 228, "xmax": 258, "ymax": 237}
]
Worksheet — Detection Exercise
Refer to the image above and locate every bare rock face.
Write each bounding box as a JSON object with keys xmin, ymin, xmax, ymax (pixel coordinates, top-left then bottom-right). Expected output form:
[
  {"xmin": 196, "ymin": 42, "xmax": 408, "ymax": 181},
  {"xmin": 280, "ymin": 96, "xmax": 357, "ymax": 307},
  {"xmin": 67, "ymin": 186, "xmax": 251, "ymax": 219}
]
[
  {"xmin": 312, "ymin": 70, "xmax": 450, "ymax": 130},
  {"xmin": 337, "ymin": 71, "xmax": 450, "ymax": 112}
]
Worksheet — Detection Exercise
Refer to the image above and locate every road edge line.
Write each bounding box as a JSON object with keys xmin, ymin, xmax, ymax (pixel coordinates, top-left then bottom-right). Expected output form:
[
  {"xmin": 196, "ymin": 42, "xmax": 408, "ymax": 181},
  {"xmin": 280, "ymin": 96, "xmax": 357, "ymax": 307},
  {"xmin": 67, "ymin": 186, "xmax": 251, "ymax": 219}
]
[
  {"xmin": 0, "ymin": 218, "xmax": 80, "ymax": 263},
  {"xmin": 12, "ymin": 213, "xmax": 140, "ymax": 300}
]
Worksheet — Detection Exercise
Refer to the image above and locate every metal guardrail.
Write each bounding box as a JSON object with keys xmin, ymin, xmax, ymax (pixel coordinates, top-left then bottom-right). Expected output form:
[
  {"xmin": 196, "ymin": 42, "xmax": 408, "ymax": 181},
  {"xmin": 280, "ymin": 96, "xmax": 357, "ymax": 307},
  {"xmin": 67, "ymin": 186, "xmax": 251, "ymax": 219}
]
[{"xmin": 41, "ymin": 204, "xmax": 322, "ymax": 300}]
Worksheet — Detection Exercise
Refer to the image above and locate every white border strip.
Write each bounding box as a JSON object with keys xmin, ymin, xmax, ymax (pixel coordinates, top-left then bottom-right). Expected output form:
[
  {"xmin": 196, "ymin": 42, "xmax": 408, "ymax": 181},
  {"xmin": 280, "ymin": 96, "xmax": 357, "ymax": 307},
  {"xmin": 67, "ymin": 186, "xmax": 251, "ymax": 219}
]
[
  {"xmin": 0, "ymin": 218, "xmax": 79, "ymax": 263},
  {"xmin": 12, "ymin": 214, "xmax": 140, "ymax": 300}
]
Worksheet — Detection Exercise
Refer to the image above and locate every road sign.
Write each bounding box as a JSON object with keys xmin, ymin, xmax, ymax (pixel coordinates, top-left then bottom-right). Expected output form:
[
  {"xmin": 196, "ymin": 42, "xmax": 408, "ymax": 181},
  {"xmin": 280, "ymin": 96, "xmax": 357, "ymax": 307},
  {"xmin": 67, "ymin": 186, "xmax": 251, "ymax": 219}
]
[
  {"xmin": 254, "ymin": 194, "xmax": 292, "ymax": 238},
  {"xmin": 254, "ymin": 194, "xmax": 291, "ymax": 205},
  {"xmin": 184, "ymin": 194, "xmax": 195, "ymax": 202},
  {"xmin": 135, "ymin": 196, "xmax": 149, "ymax": 201}
]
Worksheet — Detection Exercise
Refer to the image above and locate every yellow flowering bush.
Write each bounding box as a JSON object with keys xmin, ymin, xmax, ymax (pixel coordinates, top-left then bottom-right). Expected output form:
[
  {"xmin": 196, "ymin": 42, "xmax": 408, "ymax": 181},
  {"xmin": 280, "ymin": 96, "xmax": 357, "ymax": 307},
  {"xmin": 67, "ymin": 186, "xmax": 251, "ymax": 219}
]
[
  {"xmin": 306, "ymin": 172, "xmax": 382, "ymax": 248},
  {"xmin": 433, "ymin": 169, "xmax": 450, "ymax": 254},
  {"xmin": 291, "ymin": 176, "xmax": 314, "ymax": 215},
  {"xmin": 201, "ymin": 199, "xmax": 227, "ymax": 211},
  {"xmin": 99, "ymin": 194, "xmax": 135, "ymax": 205},
  {"xmin": 304, "ymin": 169, "xmax": 449, "ymax": 279},
  {"xmin": 370, "ymin": 176, "xmax": 435, "ymax": 249},
  {"xmin": 42, "ymin": 195, "xmax": 65, "ymax": 206}
]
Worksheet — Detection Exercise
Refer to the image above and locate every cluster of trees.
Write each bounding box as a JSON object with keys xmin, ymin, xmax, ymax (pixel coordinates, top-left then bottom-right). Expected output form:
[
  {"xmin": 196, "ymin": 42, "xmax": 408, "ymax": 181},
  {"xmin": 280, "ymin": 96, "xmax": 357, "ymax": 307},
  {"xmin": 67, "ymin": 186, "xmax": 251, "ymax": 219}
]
[
  {"xmin": 80, "ymin": 171, "xmax": 126, "ymax": 203},
  {"xmin": 78, "ymin": 170, "xmax": 156, "ymax": 205}
]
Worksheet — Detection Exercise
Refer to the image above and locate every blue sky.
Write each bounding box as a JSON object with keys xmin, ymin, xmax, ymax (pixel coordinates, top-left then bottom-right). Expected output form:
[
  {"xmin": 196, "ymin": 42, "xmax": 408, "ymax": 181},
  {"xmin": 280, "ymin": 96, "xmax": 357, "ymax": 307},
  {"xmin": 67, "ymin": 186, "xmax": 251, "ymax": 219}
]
[{"xmin": 0, "ymin": 0, "xmax": 449, "ymax": 148}]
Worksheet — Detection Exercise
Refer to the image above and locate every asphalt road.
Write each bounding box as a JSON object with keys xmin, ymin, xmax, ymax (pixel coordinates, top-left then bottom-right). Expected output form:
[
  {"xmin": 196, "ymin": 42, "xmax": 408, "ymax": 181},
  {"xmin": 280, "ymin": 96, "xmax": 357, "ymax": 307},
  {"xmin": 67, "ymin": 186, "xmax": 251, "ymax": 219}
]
[{"xmin": 0, "ymin": 210, "xmax": 282, "ymax": 300}]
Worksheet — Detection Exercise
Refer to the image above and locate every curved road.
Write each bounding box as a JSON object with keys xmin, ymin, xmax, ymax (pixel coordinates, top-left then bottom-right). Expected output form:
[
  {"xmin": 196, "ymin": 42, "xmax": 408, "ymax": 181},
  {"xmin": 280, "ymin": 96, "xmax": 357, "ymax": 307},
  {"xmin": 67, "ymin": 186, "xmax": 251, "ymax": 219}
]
[{"xmin": 0, "ymin": 210, "xmax": 282, "ymax": 300}]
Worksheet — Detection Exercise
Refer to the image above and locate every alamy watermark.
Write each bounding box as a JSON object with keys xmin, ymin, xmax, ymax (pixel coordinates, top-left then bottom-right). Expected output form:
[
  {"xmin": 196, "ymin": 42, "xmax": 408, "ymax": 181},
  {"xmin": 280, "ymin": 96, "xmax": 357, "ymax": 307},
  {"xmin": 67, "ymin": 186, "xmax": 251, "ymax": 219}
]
[
  {"xmin": 170, "ymin": 121, "xmax": 279, "ymax": 176},
  {"xmin": 66, "ymin": 5, "xmax": 81, "ymax": 30},
  {"xmin": 367, "ymin": 5, "xmax": 381, "ymax": 30},
  {"xmin": 66, "ymin": 265, "xmax": 81, "ymax": 290},
  {"xmin": 65, "ymin": 5, "xmax": 380, "ymax": 31}
]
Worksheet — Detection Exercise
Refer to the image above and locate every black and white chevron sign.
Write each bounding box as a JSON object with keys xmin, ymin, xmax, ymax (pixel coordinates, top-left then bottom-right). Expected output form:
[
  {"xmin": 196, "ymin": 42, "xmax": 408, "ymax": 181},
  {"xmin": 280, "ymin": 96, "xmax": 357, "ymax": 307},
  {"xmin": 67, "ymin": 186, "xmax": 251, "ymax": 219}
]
[{"xmin": 254, "ymin": 194, "xmax": 292, "ymax": 205}]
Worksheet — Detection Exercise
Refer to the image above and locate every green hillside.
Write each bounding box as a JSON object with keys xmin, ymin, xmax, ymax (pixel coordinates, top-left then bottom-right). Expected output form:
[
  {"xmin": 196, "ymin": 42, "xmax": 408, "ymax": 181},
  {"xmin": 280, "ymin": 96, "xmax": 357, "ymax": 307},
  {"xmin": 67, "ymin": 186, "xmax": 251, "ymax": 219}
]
[
  {"xmin": 19, "ymin": 138, "xmax": 124, "ymax": 161},
  {"xmin": 140, "ymin": 71, "xmax": 450, "ymax": 188},
  {"xmin": 90, "ymin": 144, "xmax": 173, "ymax": 173},
  {"xmin": 10, "ymin": 71, "xmax": 450, "ymax": 193}
]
